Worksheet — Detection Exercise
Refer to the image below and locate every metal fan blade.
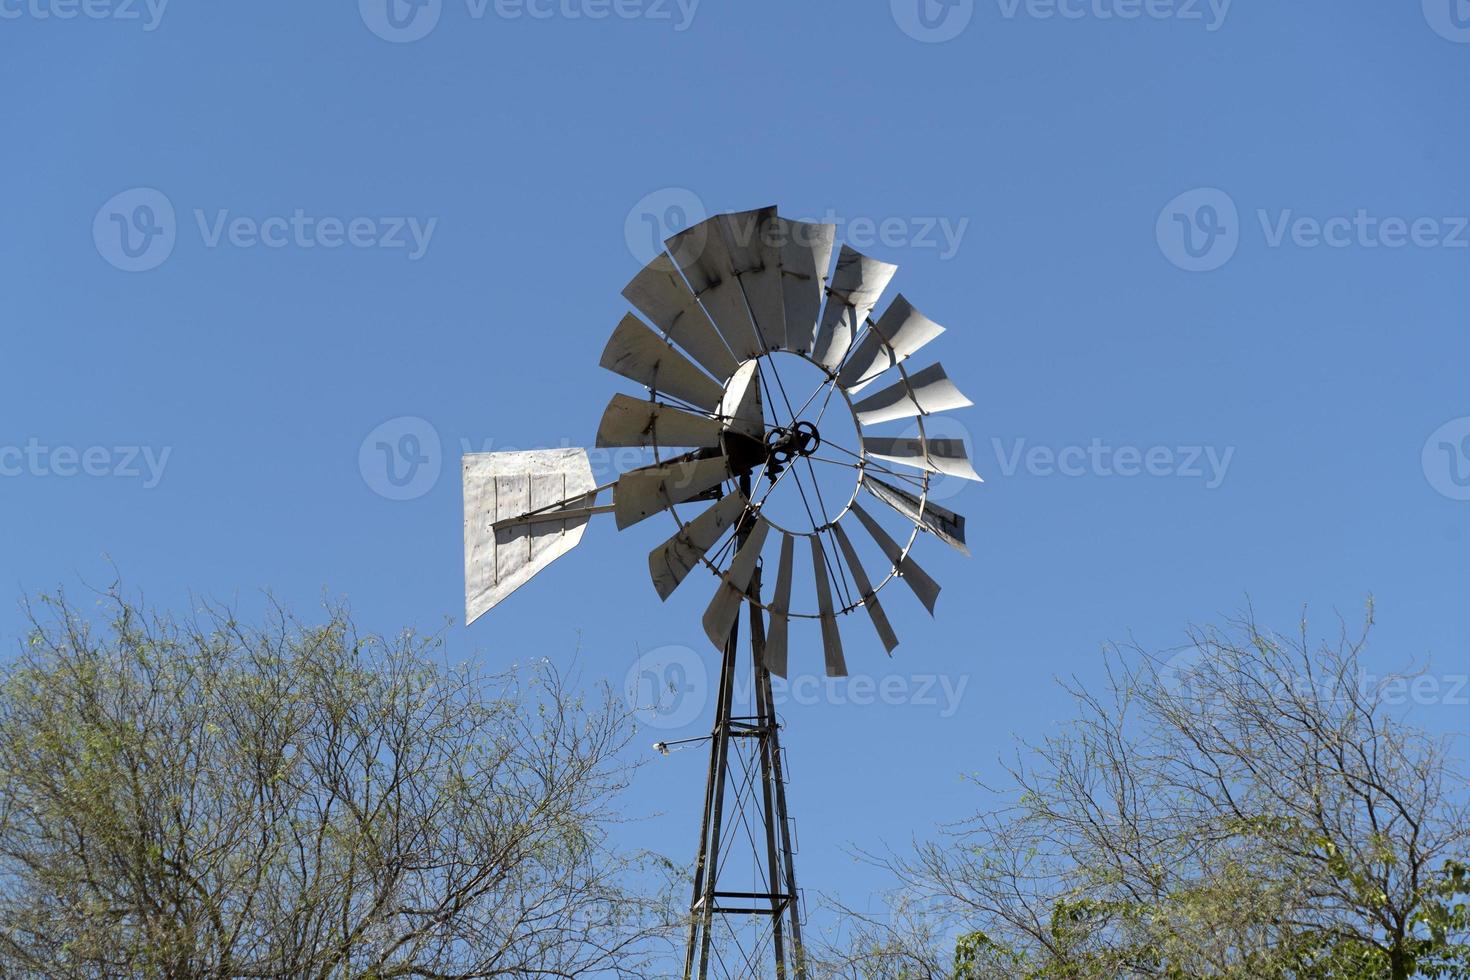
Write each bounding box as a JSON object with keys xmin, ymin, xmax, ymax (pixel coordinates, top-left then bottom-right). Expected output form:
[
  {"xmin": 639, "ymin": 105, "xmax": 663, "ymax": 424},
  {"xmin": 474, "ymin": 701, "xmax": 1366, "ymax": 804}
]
[
  {"xmin": 864, "ymin": 435, "xmax": 982, "ymax": 482},
  {"xmin": 810, "ymin": 534, "xmax": 848, "ymax": 678},
  {"xmin": 622, "ymin": 253, "xmax": 740, "ymax": 382},
  {"xmin": 614, "ymin": 454, "xmax": 731, "ymax": 529},
  {"xmin": 717, "ymin": 360, "xmax": 764, "ymax": 442},
  {"xmin": 811, "ymin": 246, "xmax": 899, "ymax": 373},
  {"xmin": 648, "ymin": 491, "xmax": 747, "ymax": 600},
  {"xmin": 830, "ymin": 523, "xmax": 900, "ymax": 654},
  {"xmin": 851, "ymin": 362, "xmax": 974, "ymax": 426},
  {"xmin": 596, "ymin": 393, "xmax": 724, "ymax": 449},
  {"xmin": 665, "ymin": 217, "xmax": 764, "ymax": 361},
  {"xmin": 863, "ymin": 475, "xmax": 969, "ymax": 555},
  {"xmin": 702, "ymin": 517, "xmax": 772, "ymax": 649},
  {"xmin": 464, "ymin": 449, "xmax": 596, "ymax": 625},
  {"xmin": 777, "ymin": 218, "xmax": 836, "ymax": 354},
  {"xmin": 849, "ymin": 500, "xmax": 941, "ymax": 614},
  {"xmin": 762, "ymin": 532, "xmax": 795, "ymax": 678},
  {"xmin": 715, "ymin": 207, "xmax": 786, "ymax": 351},
  {"xmin": 600, "ymin": 314, "xmax": 725, "ymax": 413},
  {"xmin": 836, "ymin": 295, "xmax": 945, "ymax": 393}
]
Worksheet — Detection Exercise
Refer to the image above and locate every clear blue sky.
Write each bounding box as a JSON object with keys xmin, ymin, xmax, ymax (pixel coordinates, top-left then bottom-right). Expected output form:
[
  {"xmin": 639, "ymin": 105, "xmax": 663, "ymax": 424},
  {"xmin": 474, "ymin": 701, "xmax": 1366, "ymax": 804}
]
[{"xmin": 4, "ymin": 0, "xmax": 1470, "ymax": 947}]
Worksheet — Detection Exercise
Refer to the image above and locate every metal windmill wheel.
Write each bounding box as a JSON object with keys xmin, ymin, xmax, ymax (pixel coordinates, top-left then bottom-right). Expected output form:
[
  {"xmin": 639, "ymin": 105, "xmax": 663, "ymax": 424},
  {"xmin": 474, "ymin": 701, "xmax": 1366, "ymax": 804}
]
[{"xmin": 462, "ymin": 205, "xmax": 979, "ymax": 979}]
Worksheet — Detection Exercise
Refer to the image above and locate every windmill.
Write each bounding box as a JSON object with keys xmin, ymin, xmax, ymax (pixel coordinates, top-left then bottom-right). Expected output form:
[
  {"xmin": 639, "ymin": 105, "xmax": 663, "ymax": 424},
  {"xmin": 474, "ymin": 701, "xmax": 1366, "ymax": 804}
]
[{"xmin": 463, "ymin": 205, "xmax": 978, "ymax": 978}]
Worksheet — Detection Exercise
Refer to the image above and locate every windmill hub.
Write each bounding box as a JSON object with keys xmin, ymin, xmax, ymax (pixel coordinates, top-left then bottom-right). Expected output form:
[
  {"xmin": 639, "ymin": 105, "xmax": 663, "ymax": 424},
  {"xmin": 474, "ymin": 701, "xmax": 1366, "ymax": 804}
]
[{"xmin": 762, "ymin": 420, "xmax": 820, "ymax": 478}]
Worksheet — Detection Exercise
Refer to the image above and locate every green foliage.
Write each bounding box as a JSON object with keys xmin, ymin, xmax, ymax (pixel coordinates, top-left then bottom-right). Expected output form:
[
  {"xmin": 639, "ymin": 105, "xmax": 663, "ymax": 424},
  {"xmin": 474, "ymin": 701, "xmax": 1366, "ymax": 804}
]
[{"xmin": 0, "ymin": 589, "xmax": 666, "ymax": 979}]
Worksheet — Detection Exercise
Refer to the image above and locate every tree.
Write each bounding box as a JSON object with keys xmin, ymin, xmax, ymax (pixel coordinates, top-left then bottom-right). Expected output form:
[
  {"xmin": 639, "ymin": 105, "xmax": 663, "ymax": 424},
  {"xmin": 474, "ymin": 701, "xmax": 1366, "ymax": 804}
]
[
  {"xmin": 0, "ymin": 589, "xmax": 673, "ymax": 978},
  {"xmin": 818, "ymin": 603, "xmax": 1470, "ymax": 979}
]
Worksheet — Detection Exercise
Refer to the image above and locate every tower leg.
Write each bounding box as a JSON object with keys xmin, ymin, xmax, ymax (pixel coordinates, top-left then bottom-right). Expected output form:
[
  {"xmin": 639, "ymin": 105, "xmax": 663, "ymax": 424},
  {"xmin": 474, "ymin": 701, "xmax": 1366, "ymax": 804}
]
[{"xmin": 682, "ymin": 480, "xmax": 806, "ymax": 978}]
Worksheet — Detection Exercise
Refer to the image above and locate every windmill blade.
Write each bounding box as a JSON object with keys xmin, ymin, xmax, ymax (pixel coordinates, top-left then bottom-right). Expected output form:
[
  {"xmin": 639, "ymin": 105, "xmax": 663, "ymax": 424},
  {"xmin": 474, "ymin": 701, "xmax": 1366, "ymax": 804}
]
[
  {"xmin": 665, "ymin": 217, "xmax": 764, "ymax": 361},
  {"xmin": 837, "ymin": 295, "xmax": 945, "ymax": 393},
  {"xmin": 811, "ymin": 246, "xmax": 899, "ymax": 373},
  {"xmin": 600, "ymin": 314, "xmax": 725, "ymax": 413},
  {"xmin": 830, "ymin": 523, "xmax": 900, "ymax": 654},
  {"xmin": 596, "ymin": 393, "xmax": 724, "ymax": 449},
  {"xmin": 849, "ymin": 500, "xmax": 941, "ymax": 614},
  {"xmin": 464, "ymin": 449, "xmax": 596, "ymax": 625},
  {"xmin": 717, "ymin": 360, "xmax": 764, "ymax": 441},
  {"xmin": 777, "ymin": 218, "xmax": 836, "ymax": 354},
  {"xmin": 863, "ymin": 474, "xmax": 970, "ymax": 555},
  {"xmin": 702, "ymin": 517, "xmax": 772, "ymax": 649},
  {"xmin": 810, "ymin": 534, "xmax": 848, "ymax": 678},
  {"xmin": 851, "ymin": 362, "xmax": 973, "ymax": 426},
  {"xmin": 648, "ymin": 491, "xmax": 747, "ymax": 600},
  {"xmin": 864, "ymin": 435, "xmax": 982, "ymax": 482},
  {"xmin": 715, "ymin": 207, "xmax": 786, "ymax": 351},
  {"xmin": 614, "ymin": 453, "xmax": 731, "ymax": 529},
  {"xmin": 622, "ymin": 253, "xmax": 739, "ymax": 382},
  {"xmin": 762, "ymin": 533, "xmax": 795, "ymax": 678}
]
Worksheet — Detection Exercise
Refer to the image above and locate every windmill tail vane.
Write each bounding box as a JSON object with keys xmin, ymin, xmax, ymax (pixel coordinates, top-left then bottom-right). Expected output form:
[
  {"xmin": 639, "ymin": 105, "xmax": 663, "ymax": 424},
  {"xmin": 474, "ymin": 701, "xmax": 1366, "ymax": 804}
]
[{"xmin": 462, "ymin": 204, "xmax": 978, "ymax": 978}]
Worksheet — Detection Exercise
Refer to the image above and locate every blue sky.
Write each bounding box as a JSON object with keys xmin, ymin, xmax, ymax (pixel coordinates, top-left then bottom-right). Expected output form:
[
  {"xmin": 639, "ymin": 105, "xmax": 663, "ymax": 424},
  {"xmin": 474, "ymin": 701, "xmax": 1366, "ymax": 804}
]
[{"xmin": 4, "ymin": 0, "xmax": 1470, "ymax": 953}]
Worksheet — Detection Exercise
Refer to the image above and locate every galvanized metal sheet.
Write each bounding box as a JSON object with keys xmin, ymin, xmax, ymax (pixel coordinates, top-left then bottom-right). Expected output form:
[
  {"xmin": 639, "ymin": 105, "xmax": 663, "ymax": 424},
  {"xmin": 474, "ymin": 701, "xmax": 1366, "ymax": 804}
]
[
  {"xmin": 830, "ymin": 522, "xmax": 900, "ymax": 654},
  {"xmin": 864, "ymin": 435, "xmax": 982, "ymax": 482},
  {"xmin": 600, "ymin": 313, "xmax": 725, "ymax": 413},
  {"xmin": 777, "ymin": 218, "xmax": 836, "ymax": 355},
  {"xmin": 595, "ymin": 393, "xmax": 724, "ymax": 449},
  {"xmin": 762, "ymin": 532, "xmax": 795, "ymax": 678},
  {"xmin": 701, "ymin": 517, "xmax": 772, "ymax": 649},
  {"xmin": 614, "ymin": 454, "xmax": 730, "ymax": 529},
  {"xmin": 717, "ymin": 360, "xmax": 764, "ymax": 442},
  {"xmin": 809, "ymin": 534, "xmax": 848, "ymax": 678},
  {"xmin": 716, "ymin": 207, "xmax": 786, "ymax": 351},
  {"xmin": 849, "ymin": 500, "xmax": 941, "ymax": 614},
  {"xmin": 852, "ymin": 362, "xmax": 973, "ymax": 426},
  {"xmin": 665, "ymin": 218, "xmax": 764, "ymax": 361},
  {"xmin": 464, "ymin": 449, "xmax": 596, "ymax": 625},
  {"xmin": 863, "ymin": 475, "xmax": 969, "ymax": 555},
  {"xmin": 622, "ymin": 253, "xmax": 739, "ymax": 382},
  {"xmin": 811, "ymin": 246, "xmax": 899, "ymax": 372},
  {"xmin": 836, "ymin": 295, "xmax": 945, "ymax": 393},
  {"xmin": 648, "ymin": 491, "xmax": 747, "ymax": 600}
]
